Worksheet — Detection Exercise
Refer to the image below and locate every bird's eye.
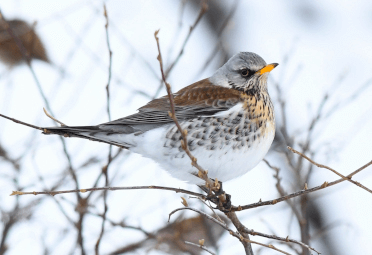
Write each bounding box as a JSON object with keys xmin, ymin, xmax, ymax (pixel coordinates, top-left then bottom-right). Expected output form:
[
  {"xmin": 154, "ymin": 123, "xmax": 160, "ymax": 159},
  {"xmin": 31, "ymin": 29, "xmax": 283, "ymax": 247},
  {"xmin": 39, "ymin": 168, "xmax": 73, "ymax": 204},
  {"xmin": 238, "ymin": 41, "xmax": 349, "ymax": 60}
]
[{"xmin": 240, "ymin": 68, "xmax": 250, "ymax": 77}]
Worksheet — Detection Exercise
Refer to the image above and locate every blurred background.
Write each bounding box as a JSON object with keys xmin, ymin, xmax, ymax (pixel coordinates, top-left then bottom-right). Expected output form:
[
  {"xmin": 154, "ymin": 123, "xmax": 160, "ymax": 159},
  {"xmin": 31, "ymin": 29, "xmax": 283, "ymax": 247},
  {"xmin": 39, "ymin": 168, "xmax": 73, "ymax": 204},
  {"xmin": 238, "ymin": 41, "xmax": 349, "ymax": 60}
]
[{"xmin": 1, "ymin": 0, "xmax": 372, "ymax": 254}]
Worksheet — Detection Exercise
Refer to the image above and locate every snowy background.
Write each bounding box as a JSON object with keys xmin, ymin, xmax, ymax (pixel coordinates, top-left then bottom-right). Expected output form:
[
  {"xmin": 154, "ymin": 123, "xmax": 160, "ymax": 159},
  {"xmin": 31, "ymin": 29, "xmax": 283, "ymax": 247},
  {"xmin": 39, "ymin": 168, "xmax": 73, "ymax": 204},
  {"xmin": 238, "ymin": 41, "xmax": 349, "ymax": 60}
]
[{"xmin": 1, "ymin": 0, "xmax": 372, "ymax": 254}]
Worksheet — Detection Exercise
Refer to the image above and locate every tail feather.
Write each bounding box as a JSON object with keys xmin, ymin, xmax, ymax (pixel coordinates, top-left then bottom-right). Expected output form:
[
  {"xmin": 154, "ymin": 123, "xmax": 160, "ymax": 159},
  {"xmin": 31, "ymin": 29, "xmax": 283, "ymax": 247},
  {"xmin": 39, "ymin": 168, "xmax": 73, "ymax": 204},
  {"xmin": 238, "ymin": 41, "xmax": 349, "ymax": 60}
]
[{"xmin": 42, "ymin": 125, "xmax": 131, "ymax": 149}]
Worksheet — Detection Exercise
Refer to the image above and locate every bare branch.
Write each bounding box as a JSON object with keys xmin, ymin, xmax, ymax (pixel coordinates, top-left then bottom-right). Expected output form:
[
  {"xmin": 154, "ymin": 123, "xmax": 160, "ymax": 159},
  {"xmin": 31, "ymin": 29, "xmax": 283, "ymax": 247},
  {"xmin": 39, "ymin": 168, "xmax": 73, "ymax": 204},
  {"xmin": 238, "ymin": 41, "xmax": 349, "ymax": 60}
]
[
  {"xmin": 238, "ymin": 158, "xmax": 372, "ymax": 211},
  {"xmin": 263, "ymin": 159, "xmax": 303, "ymax": 222},
  {"xmin": 154, "ymin": 1, "xmax": 208, "ymax": 97},
  {"xmin": 347, "ymin": 160, "xmax": 372, "ymax": 178},
  {"xmin": 104, "ymin": 4, "xmax": 113, "ymax": 122},
  {"xmin": 95, "ymin": 5, "xmax": 113, "ymax": 255},
  {"xmin": 10, "ymin": 185, "xmax": 206, "ymax": 199},
  {"xmin": 164, "ymin": 2, "xmax": 208, "ymax": 77},
  {"xmin": 242, "ymin": 228, "xmax": 320, "ymax": 255},
  {"xmin": 154, "ymin": 30, "xmax": 214, "ymax": 189},
  {"xmin": 184, "ymin": 241, "xmax": 216, "ymax": 255},
  {"xmin": 194, "ymin": 0, "xmax": 239, "ymax": 79},
  {"xmin": 226, "ymin": 211, "xmax": 254, "ymax": 255},
  {"xmin": 43, "ymin": 108, "xmax": 66, "ymax": 126},
  {"xmin": 168, "ymin": 207, "xmax": 229, "ymax": 230},
  {"xmin": 0, "ymin": 113, "xmax": 43, "ymax": 131},
  {"xmin": 0, "ymin": 113, "xmax": 129, "ymax": 148},
  {"xmin": 242, "ymin": 238, "xmax": 292, "ymax": 255},
  {"xmin": 288, "ymin": 146, "xmax": 372, "ymax": 194}
]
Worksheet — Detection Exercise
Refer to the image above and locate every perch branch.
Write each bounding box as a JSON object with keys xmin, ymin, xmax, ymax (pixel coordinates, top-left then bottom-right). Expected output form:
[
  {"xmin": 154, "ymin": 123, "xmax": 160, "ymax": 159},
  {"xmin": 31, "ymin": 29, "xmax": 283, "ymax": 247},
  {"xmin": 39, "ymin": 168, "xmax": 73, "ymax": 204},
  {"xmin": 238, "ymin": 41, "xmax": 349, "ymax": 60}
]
[{"xmin": 10, "ymin": 185, "xmax": 206, "ymax": 198}]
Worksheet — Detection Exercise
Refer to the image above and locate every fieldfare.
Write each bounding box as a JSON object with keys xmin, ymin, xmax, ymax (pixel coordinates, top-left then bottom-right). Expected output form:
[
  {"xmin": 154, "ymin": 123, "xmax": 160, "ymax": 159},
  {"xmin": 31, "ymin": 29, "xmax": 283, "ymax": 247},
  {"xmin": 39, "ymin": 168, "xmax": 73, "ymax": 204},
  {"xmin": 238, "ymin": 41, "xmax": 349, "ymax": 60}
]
[{"xmin": 44, "ymin": 52, "xmax": 278, "ymax": 184}]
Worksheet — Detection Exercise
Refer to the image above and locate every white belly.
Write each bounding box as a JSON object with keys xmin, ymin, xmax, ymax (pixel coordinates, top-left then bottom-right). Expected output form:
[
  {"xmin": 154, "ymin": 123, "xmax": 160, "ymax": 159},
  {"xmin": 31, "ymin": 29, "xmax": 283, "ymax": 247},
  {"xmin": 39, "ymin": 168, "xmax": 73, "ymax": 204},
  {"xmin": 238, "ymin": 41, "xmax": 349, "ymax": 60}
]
[{"xmin": 130, "ymin": 121, "xmax": 275, "ymax": 184}]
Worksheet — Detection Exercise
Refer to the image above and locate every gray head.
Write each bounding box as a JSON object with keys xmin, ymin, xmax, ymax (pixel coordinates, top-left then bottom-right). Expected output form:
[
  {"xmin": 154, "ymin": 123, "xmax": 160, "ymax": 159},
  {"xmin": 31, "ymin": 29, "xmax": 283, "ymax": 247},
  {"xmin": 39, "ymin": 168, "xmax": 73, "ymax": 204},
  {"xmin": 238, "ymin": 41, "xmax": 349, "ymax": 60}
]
[{"xmin": 209, "ymin": 52, "xmax": 278, "ymax": 94}]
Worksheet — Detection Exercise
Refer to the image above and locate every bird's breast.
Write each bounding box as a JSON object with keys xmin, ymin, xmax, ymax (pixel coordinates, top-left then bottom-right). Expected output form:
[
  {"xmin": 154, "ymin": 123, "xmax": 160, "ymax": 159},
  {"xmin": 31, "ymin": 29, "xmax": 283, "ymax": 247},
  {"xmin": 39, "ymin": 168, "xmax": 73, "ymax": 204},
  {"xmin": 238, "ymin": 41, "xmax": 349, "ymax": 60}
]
[{"xmin": 164, "ymin": 97, "xmax": 275, "ymax": 155}]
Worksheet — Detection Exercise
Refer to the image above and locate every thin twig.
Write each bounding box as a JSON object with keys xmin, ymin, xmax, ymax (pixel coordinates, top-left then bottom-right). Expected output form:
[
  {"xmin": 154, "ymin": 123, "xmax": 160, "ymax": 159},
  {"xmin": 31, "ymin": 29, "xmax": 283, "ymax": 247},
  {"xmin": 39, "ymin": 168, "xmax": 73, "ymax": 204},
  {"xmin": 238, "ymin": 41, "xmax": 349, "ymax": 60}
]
[
  {"xmin": 194, "ymin": 0, "xmax": 239, "ymax": 79},
  {"xmin": 347, "ymin": 160, "xmax": 372, "ymax": 178},
  {"xmin": 237, "ymin": 159, "xmax": 372, "ymax": 211},
  {"xmin": 263, "ymin": 159, "xmax": 305, "ymax": 229},
  {"xmin": 242, "ymin": 228, "xmax": 320, "ymax": 255},
  {"xmin": 242, "ymin": 238, "xmax": 292, "ymax": 255},
  {"xmin": 184, "ymin": 241, "xmax": 216, "ymax": 255},
  {"xmin": 153, "ymin": 1, "xmax": 208, "ymax": 98},
  {"xmin": 0, "ymin": 113, "xmax": 128, "ymax": 148},
  {"xmin": 169, "ymin": 206, "xmax": 251, "ymax": 254},
  {"xmin": 95, "ymin": 5, "xmax": 113, "ymax": 255},
  {"xmin": 169, "ymin": 207, "xmax": 291, "ymax": 255},
  {"xmin": 192, "ymin": 196, "xmax": 224, "ymax": 224},
  {"xmin": 0, "ymin": 13, "xmax": 83, "ymax": 213},
  {"xmin": 104, "ymin": 4, "xmax": 113, "ymax": 123},
  {"xmin": 288, "ymin": 146, "xmax": 372, "ymax": 194},
  {"xmin": 0, "ymin": 113, "xmax": 43, "ymax": 131},
  {"xmin": 169, "ymin": 207, "xmax": 230, "ymax": 232},
  {"xmin": 43, "ymin": 108, "xmax": 66, "ymax": 126}
]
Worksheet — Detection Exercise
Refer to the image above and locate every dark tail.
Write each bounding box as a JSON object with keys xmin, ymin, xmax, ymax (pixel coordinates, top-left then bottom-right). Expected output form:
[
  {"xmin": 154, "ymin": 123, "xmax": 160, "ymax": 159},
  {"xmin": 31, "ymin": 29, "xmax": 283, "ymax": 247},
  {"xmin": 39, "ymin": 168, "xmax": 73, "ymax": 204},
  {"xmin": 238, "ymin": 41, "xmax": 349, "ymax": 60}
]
[{"xmin": 43, "ymin": 125, "xmax": 129, "ymax": 149}]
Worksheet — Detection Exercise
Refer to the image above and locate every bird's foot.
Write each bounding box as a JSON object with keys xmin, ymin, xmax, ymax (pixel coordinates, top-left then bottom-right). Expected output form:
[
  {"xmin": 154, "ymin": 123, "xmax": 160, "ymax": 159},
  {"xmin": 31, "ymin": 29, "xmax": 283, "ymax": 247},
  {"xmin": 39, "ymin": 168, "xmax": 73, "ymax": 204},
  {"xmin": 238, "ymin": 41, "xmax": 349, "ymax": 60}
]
[{"xmin": 199, "ymin": 180, "xmax": 232, "ymax": 212}]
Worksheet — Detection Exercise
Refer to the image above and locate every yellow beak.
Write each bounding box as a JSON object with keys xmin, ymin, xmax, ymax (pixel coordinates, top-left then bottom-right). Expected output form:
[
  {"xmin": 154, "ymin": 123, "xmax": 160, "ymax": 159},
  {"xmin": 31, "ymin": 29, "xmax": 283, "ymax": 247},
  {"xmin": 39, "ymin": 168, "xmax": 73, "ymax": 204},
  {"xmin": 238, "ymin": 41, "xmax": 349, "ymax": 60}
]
[{"xmin": 257, "ymin": 63, "xmax": 279, "ymax": 75}]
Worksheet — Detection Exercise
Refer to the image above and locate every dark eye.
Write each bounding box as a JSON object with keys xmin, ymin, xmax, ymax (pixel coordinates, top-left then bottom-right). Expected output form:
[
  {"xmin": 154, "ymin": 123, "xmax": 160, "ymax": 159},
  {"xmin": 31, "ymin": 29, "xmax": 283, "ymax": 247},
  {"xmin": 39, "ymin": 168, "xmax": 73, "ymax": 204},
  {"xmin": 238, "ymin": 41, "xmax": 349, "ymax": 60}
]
[{"xmin": 240, "ymin": 68, "xmax": 250, "ymax": 77}]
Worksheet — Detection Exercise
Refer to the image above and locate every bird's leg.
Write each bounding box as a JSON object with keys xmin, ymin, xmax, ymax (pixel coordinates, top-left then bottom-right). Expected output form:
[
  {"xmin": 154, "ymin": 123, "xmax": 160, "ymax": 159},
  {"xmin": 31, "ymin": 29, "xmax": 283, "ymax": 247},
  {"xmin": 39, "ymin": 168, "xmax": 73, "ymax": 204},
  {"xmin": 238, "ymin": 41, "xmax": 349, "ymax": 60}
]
[{"xmin": 198, "ymin": 180, "xmax": 232, "ymax": 212}]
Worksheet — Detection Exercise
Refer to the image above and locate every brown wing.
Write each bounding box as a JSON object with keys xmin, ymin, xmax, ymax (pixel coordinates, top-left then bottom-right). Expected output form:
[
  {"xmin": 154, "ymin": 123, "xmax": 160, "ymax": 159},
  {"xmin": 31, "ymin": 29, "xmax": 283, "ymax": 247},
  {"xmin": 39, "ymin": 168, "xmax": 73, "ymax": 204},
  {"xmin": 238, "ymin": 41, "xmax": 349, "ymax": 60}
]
[
  {"xmin": 43, "ymin": 79, "xmax": 242, "ymax": 139},
  {"xmin": 104, "ymin": 79, "xmax": 242, "ymax": 127}
]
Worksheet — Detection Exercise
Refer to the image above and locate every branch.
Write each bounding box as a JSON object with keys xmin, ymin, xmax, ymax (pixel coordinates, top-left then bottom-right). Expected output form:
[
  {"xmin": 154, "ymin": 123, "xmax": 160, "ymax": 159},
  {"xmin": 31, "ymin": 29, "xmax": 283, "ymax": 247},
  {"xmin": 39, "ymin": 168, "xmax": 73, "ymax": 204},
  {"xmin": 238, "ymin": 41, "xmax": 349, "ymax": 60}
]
[
  {"xmin": 164, "ymin": 2, "xmax": 208, "ymax": 77},
  {"xmin": 226, "ymin": 211, "xmax": 254, "ymax": 255},
  {"xmin": 242, "ymin": 238, "xmax": 292, "ymax": 255},
  {"xmin": 184, "ymin": 241, "xmax": 216, "ymax": 255},
  {"xmin": 0, "ymin": 113, "xmax": 128, "ymax": 148},
  {"xmin": 169, "ymin": 207, "xmax": 255, "ymax": 255},
  {"xmin": 43, "ymin": 108, "xmax": 66, "ymax": 126},
  {"xmin": 0, "ymin": 113, "xmax": 43, "ymax": 131},
  {"xmin": 193, "ymin": 0, "xmax": 239, "ymax": 79},
  {"xmin": 154, "ymin": 30, "xmax": 215, "ymax": 189},
  {"xmin": 242, "ymin": 228, "xmax": 320, "ymax": 255},
  {"xmin": 237, "ymin": 159, "xmax": 372, "ymax": 211},
  {"xmin": 0, "ymin": 12, "xmax": 83, "ymax": 209},
  {"xmin": 95, "ymin": 5, "xmax": 113, "ymax": 255},
  {"xmin": 288, "ymin": 146, "xmax": 372, "ymax": 194},
  {"xmin": 104, "ymin": 4, "xmax": 113, "ymax": 122},
  {"xmin": 168, "ymin": 207, "xmax": 228, "ymax": 229},
  {"xmin": 153, "ymin": 1, "xmax": 208, "ymax": 97},
  {"xmin": 10, "ymin": 185, "xmax": 206, "ymax": 199}
]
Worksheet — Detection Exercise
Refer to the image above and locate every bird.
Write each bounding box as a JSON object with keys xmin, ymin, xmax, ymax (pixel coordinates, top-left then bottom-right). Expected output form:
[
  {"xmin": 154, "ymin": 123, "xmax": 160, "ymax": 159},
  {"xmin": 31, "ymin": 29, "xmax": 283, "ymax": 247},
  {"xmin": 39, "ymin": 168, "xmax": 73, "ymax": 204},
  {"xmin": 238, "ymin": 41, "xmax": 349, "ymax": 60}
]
[
  {"xmin": 0, "ymin": 19, "xmax": 49, "ymax": 67},
  {"xmin": 44, "ymin": 52, "xmax": 278, "ymax": 184}
]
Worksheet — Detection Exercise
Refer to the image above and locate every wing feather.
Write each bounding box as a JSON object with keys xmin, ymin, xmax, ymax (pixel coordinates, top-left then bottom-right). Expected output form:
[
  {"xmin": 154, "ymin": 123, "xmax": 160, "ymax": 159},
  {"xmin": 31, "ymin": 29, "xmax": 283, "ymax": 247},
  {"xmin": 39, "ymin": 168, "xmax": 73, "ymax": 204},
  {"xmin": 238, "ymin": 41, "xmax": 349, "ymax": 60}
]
[
  {"xmin": 103, "ymin": 79, "xmax": 241, "ymax": 127},
  {"xmin": 43, "ymin": 79, "xmax": 242, "ymax": 141}
]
